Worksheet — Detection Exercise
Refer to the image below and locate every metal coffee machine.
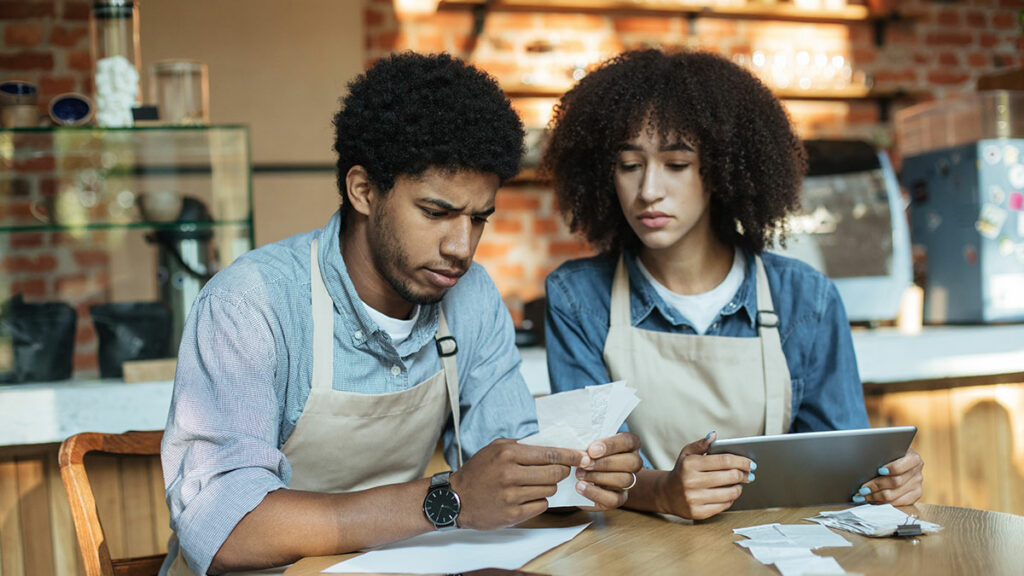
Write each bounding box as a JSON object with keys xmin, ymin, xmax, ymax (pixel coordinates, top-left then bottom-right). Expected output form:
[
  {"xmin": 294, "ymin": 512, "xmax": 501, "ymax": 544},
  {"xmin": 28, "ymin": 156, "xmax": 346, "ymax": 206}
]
[{"xmin": 146, "ymin": 196, "xmax": 215, "ymax": 353}]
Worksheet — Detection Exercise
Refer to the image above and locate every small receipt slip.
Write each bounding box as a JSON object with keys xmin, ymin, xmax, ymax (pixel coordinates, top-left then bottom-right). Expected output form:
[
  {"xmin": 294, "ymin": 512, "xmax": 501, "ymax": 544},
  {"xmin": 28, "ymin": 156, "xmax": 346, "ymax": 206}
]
[
  {"xmin": 808, "ymin": 504, "xmax": 942, "ymax": 537},
  {"xmin": 733, "ymin": 523, "xmax": 850, "ymax": 576},
  {"xmin": 322, "ymin": 523, "xmax": 590, "ymax": 574},
  {"xmin": 519, "ymin": 381, "xmax": 640, "ymax": 507}
]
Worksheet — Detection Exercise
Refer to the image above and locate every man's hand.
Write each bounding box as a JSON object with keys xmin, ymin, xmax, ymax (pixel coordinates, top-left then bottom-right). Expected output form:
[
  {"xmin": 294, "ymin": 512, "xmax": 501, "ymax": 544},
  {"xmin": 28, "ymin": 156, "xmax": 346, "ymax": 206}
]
[
  {"xmin": 657, "ymin": 432, "xmax": 755, "ymax": 520},
  {"xmin": 574, "ymin": 432, "xmax": 643, "ymax": 510},
  {"xmin": 856, "ymin": 447, "xmax": 924, "ymax": 506},
  {"xmin": 449, "ymin": 438, "xmax": 582, "ymax": 530}
]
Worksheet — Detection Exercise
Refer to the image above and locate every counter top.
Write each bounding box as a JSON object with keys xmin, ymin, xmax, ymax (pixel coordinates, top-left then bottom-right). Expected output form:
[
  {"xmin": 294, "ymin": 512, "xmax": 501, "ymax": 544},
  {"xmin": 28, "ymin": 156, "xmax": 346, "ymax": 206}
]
[{"xmin": 2, "ymin": 325, "xmax": 1023, "ymax": 447}]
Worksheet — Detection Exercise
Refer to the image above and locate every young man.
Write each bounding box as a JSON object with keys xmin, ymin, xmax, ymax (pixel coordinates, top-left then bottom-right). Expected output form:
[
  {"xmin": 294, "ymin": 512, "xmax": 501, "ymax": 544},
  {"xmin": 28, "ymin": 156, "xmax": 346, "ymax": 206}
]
[{"xmin": 160, "ymin": 52, "xmax": 642, "ymax": 576}]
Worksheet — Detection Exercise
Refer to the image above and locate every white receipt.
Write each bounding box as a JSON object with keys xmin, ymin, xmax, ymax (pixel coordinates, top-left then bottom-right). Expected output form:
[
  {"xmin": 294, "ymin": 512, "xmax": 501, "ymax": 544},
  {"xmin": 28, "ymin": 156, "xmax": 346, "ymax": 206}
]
[
  {"xmin": 323, "ymin": 523, "xmax": 590, "ymax": 574},
  {"xmin": 734, "ymin": 521, "xmax": 850, "ymax": 575},
  {"xmin": 519, "ymin": 381, "xmax": 640, "ymax": 507},
  {"xmin": 808, "ymin": 503, "xmax": 942, "ymax": 537}
]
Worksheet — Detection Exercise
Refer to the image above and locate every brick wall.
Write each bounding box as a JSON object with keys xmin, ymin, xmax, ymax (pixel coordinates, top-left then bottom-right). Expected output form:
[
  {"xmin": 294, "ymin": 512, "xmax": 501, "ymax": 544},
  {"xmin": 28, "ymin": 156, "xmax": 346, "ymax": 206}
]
[
  {"xmin": 0, "ymin": 0, "xmax": 93, "ymax": 118},
  {"xmin": 365, "ymin": 0, "xmax": 1024, "ymax": 322}
]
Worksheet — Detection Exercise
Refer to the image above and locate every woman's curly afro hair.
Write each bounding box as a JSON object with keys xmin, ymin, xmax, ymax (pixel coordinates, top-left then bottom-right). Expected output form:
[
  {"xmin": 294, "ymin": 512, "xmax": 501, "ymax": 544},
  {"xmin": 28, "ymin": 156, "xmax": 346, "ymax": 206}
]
[
  {"xmin": 334, "ymin": 52, "xmax": 525, "ymax": 213},
  {"xmin": 541, "ymin": 49, "xmax": 807, "ymax": 255}
]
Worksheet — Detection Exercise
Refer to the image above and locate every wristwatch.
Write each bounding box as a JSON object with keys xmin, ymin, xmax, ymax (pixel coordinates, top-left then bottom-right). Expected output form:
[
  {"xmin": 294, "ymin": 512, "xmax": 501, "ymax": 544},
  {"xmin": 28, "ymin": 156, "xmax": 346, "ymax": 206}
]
[{"xmin": 423, "ymin": 471, "xmax": 460, "ymax": 529}]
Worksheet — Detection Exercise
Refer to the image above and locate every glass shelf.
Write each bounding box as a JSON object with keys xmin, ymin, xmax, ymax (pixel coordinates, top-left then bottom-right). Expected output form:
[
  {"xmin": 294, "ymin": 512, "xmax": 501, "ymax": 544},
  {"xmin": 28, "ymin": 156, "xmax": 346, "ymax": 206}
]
[{"xmin": 1, "ymin": 125, "xmax": 252, "ymax": 382}]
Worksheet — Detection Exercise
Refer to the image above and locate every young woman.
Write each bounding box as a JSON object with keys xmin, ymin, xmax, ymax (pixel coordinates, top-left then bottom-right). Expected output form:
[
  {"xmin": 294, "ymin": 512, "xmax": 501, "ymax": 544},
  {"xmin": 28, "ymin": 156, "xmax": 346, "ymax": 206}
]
[{"xmin": 542, "ymin": 49, "xmax": 923, "ymax": 520}]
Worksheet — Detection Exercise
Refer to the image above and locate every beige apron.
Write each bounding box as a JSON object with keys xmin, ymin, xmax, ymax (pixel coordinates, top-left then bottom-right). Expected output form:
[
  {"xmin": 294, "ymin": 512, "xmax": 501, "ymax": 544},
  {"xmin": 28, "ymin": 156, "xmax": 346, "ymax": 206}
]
[
  {"xmin": 602, "ymin": 254, "xmax": 791, "ymax": 472},
  {"xmin": 168, "ymin": 237, "xmax": 462, "ymax": 575}
]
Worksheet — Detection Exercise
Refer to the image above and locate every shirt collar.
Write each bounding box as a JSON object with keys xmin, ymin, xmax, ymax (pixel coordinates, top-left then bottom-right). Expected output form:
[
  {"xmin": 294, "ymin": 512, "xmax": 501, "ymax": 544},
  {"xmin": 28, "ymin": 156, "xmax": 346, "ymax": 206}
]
[
  {"xmin": 318, "ymin": 210, "xmax": 441, "ymax": 354},
  {"xmin": 625, "ymin": 248, "xmax": 759, "ymax": 329}
]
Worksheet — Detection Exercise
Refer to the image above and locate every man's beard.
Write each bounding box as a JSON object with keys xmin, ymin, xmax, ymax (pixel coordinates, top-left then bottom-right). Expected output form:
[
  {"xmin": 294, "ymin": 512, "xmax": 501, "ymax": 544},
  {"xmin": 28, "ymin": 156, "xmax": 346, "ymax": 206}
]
[{"xmin": 369, "ymin": 204, "xmax": 451, "ymax": 307}]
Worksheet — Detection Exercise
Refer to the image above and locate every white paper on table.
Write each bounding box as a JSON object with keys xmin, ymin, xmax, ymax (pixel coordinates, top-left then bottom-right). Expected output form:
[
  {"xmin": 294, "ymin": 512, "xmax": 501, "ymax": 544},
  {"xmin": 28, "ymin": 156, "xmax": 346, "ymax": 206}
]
[
  {"xmin": 774, "ymin": 555, "xmax": 845, "ymax": 576},
  {"xmin": 733, "ymin": 523, "xmax": 849, "ymax": 549},
  {"xmin": 744, "ymin": 546, "xmax": 818, "ymax": 564},
  {"xmin": 322, "ymin": 523, "xmax": 590, "ymax": 574},
  {"xmin": 808, "ymin": 504, "xmax": 942, "ymax": 537},
  {"xmin": 520, "ymin": 381, "xmax": 640, "ymax": 507}
]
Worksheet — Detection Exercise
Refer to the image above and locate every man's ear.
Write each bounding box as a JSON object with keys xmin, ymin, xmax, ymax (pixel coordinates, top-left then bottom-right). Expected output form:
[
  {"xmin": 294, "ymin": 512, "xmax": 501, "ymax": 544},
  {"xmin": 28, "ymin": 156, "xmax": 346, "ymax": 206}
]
[{"xmin": 345, "ymin": 165, "xmax": 376, "ymax": 217}]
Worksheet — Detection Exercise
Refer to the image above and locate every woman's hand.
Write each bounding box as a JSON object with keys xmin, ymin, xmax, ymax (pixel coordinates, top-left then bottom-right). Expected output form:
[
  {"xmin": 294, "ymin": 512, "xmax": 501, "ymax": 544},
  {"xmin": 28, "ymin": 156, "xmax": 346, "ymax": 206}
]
[
  {"xmin": 573, "ymin": 432, "xmax": 643, "ymax": 511},
  {"xmin": 657, "ymin": 432, "xmax": 755, "ymax": 520},
  {"xmin": 855, "ymin": 447, "xmax": 924, "ymax": 506}
]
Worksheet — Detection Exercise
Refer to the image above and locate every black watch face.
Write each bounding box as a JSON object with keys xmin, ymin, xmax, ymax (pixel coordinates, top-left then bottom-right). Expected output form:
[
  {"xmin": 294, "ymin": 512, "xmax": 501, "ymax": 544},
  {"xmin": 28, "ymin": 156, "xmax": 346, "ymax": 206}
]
[{"xmin": 424, "ymin": 487, "xmax": 460, "ymax": 526}]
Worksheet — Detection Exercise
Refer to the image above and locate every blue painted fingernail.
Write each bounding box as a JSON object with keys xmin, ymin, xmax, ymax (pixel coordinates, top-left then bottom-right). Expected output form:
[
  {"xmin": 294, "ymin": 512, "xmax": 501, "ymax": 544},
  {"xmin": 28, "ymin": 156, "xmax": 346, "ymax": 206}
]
[
  {"xmin": 749, "ymin": 461, "xmax": 757, "ymax": 472},
  {"xmin": 853, "ymin": 495, "xmax": 866, "ymax": 503},
  {"xmin": 878, "ymin": 467, "xmax": 890, "ymax": 476},
  {"xmin": 747, "ymin": 472, "xmax": 756, "ymax": 482},
  {"xmin": 705, "ymin": 431, "xmax": 715, "ymax": 441},
  {"xmin": 859, "ymin": 486, "xmax": 871, "ymax": 495}
]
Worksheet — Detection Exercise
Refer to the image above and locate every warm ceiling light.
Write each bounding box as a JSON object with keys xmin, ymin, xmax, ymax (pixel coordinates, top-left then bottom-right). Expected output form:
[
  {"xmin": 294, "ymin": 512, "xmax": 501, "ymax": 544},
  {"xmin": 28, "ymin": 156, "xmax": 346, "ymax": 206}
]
[{"xmin": 394, "ymin": 0, "xmax": 440, "ymax": 20}]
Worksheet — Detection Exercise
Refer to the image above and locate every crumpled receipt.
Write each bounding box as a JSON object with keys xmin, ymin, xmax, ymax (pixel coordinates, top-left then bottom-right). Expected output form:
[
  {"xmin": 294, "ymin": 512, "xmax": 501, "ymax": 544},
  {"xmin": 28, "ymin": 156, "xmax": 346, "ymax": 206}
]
[{"xmin": 519, "ymin": 381, "xmax": 640, "ymax": 507}]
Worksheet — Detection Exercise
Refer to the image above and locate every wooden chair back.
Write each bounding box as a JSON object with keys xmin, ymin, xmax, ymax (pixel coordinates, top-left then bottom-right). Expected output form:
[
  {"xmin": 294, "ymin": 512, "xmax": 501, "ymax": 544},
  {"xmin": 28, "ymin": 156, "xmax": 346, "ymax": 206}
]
[{"xmin": 58, "ymin": 430, "xmax": 167, "ymax": 576}]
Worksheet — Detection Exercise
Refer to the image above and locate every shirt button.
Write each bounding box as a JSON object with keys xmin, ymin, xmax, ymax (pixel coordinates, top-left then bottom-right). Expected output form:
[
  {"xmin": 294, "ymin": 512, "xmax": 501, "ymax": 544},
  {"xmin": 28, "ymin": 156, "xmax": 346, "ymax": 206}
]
[
  {"xmin": 354, "ymin": 330, "xmax": 363, "ymax": 340},
  {"xmin": 391, "ymin": 365, "xmax": 401, "ymax": 376}
]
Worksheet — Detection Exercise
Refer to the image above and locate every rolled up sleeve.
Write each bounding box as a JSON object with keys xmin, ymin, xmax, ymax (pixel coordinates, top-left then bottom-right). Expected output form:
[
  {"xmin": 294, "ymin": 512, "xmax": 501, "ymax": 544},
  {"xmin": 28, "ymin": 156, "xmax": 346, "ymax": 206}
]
[{"xmin": 162, "ymin": 291, "xmax": 287, "ymax": 575}]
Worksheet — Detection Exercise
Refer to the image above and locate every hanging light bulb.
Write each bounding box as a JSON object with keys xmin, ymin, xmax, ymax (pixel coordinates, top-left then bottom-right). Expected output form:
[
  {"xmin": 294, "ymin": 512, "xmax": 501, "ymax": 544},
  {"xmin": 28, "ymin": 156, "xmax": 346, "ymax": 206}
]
[{"xmin": 394, "ymin": 0, "xmax": 440, "ymax": 20}]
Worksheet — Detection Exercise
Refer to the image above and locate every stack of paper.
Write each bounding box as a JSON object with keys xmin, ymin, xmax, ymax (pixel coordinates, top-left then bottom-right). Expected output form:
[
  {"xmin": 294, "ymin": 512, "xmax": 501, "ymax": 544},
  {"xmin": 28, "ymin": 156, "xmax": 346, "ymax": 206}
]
[
  {"xmin": 807, "ymin": 504, "xmax": 942, "ymax": 537},
  {"xmin": 519, "ymin": 381, "xmax": 640, "ymax": 507},
  {"xmin": 733, "ymin": 523, "xmax": 850, "ymax": 576}
]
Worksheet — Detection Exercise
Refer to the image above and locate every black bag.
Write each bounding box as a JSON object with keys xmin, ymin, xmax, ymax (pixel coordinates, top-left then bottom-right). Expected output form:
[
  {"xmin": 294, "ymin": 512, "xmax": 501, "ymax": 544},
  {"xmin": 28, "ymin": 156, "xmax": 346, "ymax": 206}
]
[
  {"xmin": 0, "ymin": 295, "xmax": 77, "ymax": 383},
  {"xmin": 90, "ymin": 302, "xmax": 172, "ymax": 379}
]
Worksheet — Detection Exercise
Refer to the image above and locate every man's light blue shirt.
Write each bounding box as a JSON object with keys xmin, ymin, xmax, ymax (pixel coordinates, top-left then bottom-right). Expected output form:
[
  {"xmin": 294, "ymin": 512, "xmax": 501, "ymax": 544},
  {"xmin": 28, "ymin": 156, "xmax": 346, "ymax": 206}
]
[
  {"xmin": 162, "ymin": 210, "xmax": 538, "ymax": 575},
  {"xmin": 545, "ymin": 249, "xmax": 869, "ymax": 467}
]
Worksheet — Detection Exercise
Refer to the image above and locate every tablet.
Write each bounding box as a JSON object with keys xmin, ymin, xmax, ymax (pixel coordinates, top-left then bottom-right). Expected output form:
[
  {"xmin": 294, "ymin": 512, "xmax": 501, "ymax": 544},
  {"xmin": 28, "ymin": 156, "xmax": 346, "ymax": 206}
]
[{"xmin": 706, "ymin": 426, "xmax": 917, "ymax": 511}]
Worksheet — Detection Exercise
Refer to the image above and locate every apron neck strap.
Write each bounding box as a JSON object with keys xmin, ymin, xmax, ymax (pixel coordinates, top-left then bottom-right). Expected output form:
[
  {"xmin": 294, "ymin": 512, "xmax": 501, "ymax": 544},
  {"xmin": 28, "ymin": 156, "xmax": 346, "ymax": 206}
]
[
  {"xmin": 435, "ymin": 312, "xmax": 463, "ymax": 468},
  {"xmin": 310, "ymin": 237, "xmax": 334, "ymax": 391}
]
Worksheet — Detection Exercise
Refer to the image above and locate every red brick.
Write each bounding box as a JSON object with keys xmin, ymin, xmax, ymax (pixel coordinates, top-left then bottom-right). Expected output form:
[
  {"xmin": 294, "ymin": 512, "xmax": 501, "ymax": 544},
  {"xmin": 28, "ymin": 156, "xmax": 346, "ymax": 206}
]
[
  {"xmin": 926, "ymin": 70, "xmax": 970, "ymax": 85},
  {"xmin": 614, "ymin": 16, "xmax": 672, "ymax": 35},
  {"xmin": 992, "ymin": 12, "xmax": 1018, "ymax": 29},
  {"xmin": 533, "ymin": 217, "xmax": 561, "ymax": 235},
  {"xmin": 368, "ymin": 31, "xmax": 402, "ymax": 51},
  {"xmin": 0, "ymin": 2, "xmax": 54, "ymax": 19},
  {"xmin": 67, "ymin": 50, "xmax": 92, "ymax": 71},
  {"xmin": 938, "ymin": 52, "xmax": 960, "ymax": 67},
  {"xmin": 50, "ymin": 25, "xmax": 89, "ymax": 47},
  {"xmin": 75, "ymin": 324, "xmax": 96, "ymax": 346},
  {"xmin": 994, "ymin": 52, "xmax": 1017, "ymax": 67},
  {"xmin": 491, "ymin": 217, "xmax": 523, "ymax": 234},
  {"xmin": 9, "ymin": 232, "xmax": 45, "ymax": 249},
  {"xmin": 38, "ymin": 76, "xmax": 76, "ymax": 97},
  {"xmin": 933, "ymin": 9, "xmax": 961, "ymax": 27},
  {"xmin": 0, "ymin": 51, "xmax": 54, "ymax": 71},
  {"xmin": 9, "ymin": 278, "xmax": 47, "ymax": 297},
  {"xmin": 473, "ymin": 242, "xmax": 512, "ymax": 260},
  {"xmin": 364, "ymin": 7, "xmax": 386, "ymax": 28},
  {"xmin": 872, "ymin": 70, "xmax": 918, "ymax": 84},
  {"xmin": 496, "ymin": 194, "xmax": 541, "ymax": 211},
  {"xmin": 549, "ymin": 239, "xmax": 591, "ymax": 257},
  {"xmin": 4, "ymin": 22, "xmax": 43, "ymax": 47},
  {"xmin": 852, "ymin": 49, "xmax": 878, "ymax": 65},
  {"xmin": 925, "ymin": 31, "xmax": 974, "ymax": 46},
  {"xmin": 967, "ymin": 52, "xmax": 991, "ymax": 67},
  {"xmin": 980, "ymin": 33, "xmax": 1000, "ymax": 48},
  {"xmin": 3, "ymin": 254, "xmax": 58, "ymax": 273},
  {"xmin": 73, "ymin": 250, "xmax": 109, "ymax": 268},
  {"xmin": 431, "ymin": 11, "xmax": 473, "ymax": 29},
  {"xmin": 998, "ymin": 0, "xmax": 1024, "ymax": 7},
  {"xmin": 964, "ymin": 10, "xmax": 988, "ymax": 28},
  {"xmin": 62, "ymin": 1, "xmax": 91, "ymax": 20},
  {"xmin": 12, "ymin": 155, "xmax": 55, "ymax": 172},
  {"xmin": 74, "ymin": 352, "xmax": 97, "ymax": 371}
]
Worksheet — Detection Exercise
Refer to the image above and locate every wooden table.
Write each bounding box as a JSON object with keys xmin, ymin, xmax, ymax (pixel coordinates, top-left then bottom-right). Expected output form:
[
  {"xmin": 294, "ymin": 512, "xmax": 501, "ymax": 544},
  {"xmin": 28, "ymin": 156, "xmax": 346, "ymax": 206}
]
[{"xmin": 285, "ymin": 504, "xmax": 1024, "ymax": 575}]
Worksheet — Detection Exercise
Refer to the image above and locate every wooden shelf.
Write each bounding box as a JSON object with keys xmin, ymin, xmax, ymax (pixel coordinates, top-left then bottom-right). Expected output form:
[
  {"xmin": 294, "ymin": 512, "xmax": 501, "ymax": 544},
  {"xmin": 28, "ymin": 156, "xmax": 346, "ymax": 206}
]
[
  {"xmin": 440, "ymin": 0, "xmax": 924, "ymax": 24},
  {"xmin": 503, "ymin": 83, "xmax": 926, "ymax": 103}
]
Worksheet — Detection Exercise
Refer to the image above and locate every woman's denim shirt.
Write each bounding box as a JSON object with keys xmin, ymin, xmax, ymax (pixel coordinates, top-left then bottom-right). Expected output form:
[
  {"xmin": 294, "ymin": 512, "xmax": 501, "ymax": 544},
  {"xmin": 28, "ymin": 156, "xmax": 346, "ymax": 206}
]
[{"xmin": 545, "ymin": 249, "xmax": 869, "ymax": 459}]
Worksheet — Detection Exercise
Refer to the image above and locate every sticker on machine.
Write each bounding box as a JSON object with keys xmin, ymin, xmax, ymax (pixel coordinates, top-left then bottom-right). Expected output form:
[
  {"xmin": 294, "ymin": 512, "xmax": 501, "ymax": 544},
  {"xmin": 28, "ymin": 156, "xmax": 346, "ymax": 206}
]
[
  {"xmin": 983, "ymin": 144, "xmax": 1002, "ymax": 165},
  {"xmin": 989, "ymin": 274, "xmax": 1024, "ymax": 311},
  {"xmin": 1010, "ymin": 164, "xmax": 1024, "ymax": 189},
  {"xmin": 976, "ymin": 204, "xmax": 1007, "ymax": 239}
]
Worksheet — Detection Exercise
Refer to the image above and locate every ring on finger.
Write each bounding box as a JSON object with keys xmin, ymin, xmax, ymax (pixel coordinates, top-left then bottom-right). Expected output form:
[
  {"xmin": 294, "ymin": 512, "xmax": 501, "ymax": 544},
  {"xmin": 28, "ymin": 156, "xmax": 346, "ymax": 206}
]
[{"xmin": 625, "ymin": 472, "xmax": 637, "ymax": 490}]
